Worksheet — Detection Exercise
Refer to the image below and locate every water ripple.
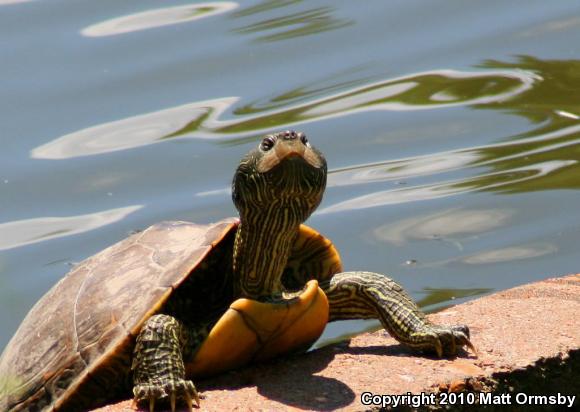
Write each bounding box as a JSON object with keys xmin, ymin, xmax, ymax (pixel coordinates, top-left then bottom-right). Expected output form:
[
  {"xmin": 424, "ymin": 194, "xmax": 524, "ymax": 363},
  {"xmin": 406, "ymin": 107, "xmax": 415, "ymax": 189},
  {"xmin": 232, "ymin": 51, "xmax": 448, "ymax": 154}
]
[
  {"xmin": 462, "ymin": 243, "xmax": 558, "ymax": 264},
  {"xmin": 0, "ymin": 206, "xmax": 142, "ymax": 251},
  {"xmin": 320, "ymin": 159, "xmax": 576, "ymax": 214},
  {"xmin": 81, "ymin": 2, "xmax": 238, "ymax": 37},
  {"xmin": 233, "ymin": 6, "xmax": 353, "ymax": 42},
  {"xmin": 0, "ymin": 0, "xmax": 35, "ymax": 5},
  {"xmin": 31, "ymin": 98, "xmax": 236, "ymax": 159},
  {"xmin": 328, "ymin": 151, "xmax": 479, "ymax": 187},
  {"xmin": 31, "ymin": 68, "xmax": 537, "ymax": 159},
  {"xmin": 373, "ymin": 208, "xmax": 513, "ymax": 246},
  {"xmin": 327, "ymin": 122, "xmax": 580, "ymax": 189}
]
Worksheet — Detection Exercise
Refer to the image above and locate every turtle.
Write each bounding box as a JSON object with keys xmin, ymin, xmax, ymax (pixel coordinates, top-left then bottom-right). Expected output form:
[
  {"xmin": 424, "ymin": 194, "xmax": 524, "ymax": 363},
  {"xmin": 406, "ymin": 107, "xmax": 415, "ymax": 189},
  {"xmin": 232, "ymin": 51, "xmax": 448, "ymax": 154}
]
[{"xmin": 0, "ymin": 130, "xmax": 475, "ymax": 412}]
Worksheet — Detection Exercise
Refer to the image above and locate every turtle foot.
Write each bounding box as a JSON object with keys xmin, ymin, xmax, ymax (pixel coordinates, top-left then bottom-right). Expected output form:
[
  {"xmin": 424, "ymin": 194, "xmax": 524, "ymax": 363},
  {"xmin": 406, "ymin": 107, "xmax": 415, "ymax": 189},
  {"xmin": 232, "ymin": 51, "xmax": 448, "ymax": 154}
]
[
  {"xmin": 133, "ymin": 379, "xmax": 200, "ymax": 412},
  {"xmin": 421, "ymin": 324, "xmax": 477, "ymax": 358}
]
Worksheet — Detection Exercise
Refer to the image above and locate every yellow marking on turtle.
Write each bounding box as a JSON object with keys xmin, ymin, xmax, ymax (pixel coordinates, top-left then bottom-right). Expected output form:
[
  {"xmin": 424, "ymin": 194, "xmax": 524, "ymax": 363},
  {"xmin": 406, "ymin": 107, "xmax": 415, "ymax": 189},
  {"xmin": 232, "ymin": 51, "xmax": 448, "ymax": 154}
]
[
  {"xmin": 292, "ymin": 224, "xmax": 343, "ymax": 278},
  {"xmin": 186, "ymin": 280, "xmax": 329, "ymax": 377}
]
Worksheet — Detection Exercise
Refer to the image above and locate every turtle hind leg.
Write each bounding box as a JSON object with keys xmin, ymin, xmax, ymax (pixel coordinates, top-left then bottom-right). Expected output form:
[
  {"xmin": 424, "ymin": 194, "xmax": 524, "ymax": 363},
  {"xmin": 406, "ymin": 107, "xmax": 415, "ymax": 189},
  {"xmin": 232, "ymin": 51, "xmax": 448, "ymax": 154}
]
[
  {"xmin": 132, "ymin": 314, "xmax": 201, "ymax": 411},
  {"xmin": 319, "ymin": 271, "xmax": 475, "ymax": 357}
]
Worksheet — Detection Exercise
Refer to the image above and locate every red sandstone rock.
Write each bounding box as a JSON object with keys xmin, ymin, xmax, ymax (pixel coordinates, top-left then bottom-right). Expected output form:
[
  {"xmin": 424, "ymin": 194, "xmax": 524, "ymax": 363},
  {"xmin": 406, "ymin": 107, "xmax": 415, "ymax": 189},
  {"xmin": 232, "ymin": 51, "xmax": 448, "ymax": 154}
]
[{"xmin": 92, "ymin": 274, "xmax": 580, "ymax": 412}]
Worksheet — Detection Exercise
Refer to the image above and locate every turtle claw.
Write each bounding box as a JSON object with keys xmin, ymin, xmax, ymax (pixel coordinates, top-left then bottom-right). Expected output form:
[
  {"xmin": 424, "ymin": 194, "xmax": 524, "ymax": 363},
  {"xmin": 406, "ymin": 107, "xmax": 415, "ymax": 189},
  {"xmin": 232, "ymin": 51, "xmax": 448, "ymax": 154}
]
[
  {"xmin": 438, "ymin": 324, "xmax": 477, "ymax": 357},
  {"xmin": 184, "ymin": 390, "xmax": 201, "ymax": 411},
  {"xmin": 184, "ymin": 393, "xmax": 193, "ymax": 412},
  {"xmin": 170, "ymin": 393, "xmax": 176, "ymax": 412},
  {"xmin": 450, "ymin": 324, "xmax": 478, "ymax": 357},
  {"xmin": 433, "ymin": 336, "xmax": 443, "ymax": 359},
  {"xmin": 133, "ymin": 379, "xmax": 199, "ymax": 411},
  {"xmin": 167, "ymin": 379, "xmax": 199, "ymax": 410},
  {"xmin": 428, "ymin": 333, "xmax": 443, "ymax": 358},
  {"xmin": 455, "ymin": 330, "xmax": 477, "ymax": 357},
  {"xmin": 414, "ymin": 324, "xmax": 476, "ymax": 358},
  {"xmin": 465, "ymin": 338, "xmax": 478, "ymax": 357}
]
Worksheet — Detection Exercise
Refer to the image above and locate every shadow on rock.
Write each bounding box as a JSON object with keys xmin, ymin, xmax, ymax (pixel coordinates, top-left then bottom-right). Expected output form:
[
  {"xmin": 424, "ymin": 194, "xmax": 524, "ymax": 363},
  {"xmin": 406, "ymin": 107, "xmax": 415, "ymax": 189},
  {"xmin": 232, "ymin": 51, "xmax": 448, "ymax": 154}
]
[
  {"xmin": 344, "ymin": 343, "xmax": 473, "ymax": 360},
  {"xmin": 200, "ymin": 344, "xmax": 355, "ymax": 410}
]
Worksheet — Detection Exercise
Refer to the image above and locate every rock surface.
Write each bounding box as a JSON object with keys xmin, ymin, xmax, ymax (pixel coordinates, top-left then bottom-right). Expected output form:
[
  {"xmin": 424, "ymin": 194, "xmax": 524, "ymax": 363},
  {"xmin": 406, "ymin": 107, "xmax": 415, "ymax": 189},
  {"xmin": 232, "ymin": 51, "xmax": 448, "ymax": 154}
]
[{"xmin": 93, "ymin": 274, "xmax": 580, "ymax": 411}]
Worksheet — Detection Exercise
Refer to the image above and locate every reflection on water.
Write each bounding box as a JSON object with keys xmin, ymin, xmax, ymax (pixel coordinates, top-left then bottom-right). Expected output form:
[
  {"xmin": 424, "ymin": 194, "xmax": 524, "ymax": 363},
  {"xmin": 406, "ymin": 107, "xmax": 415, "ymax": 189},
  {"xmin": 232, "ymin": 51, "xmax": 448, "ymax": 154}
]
[
  {"xmin": 416, "ymin": 287, "xmax": 493, "ymax": 311},
  {"xmin": 0, "ymin": 0, "xmax": 33, "ymax": 5},
  {"xmin": 518, "ymin": 16, "xmax": 580, "ymax": 38},
  {"xmin": 232, "ymin": 0, "xmax": 300, "ymax": 18},
  {"xmin": 215, "ymin": 69, "xmax": 536, "ymax": 136},
  {"xmin": 329, "ymin": 123, "xmax": 580, "ymax": 189},
  {"xmin": 82, "ymin": 2, "xmax": 238, "ymax": 37},
  {"xmin": 196, "ymin": 187, "xmax": 231, "ymax": 197},
  {"xmin": 321, "ymin": 159, "xmax": 575, "ymax": 213},
  {"xmin": 316, "ymin": 57, "xmax": 580, "ymax": 212},
  {"xmin": 31, "ymin": 98, "xmax": 236, "ymax": 159},
  {"xmin": 0, "ymin": 206, "xmax": 141, "ymax": 251},
  {"xmin": 328, "ymin": 151, "xmax": 480, "ymax": 187},
  {"xmin": 472, "ymin": 57, "xmax": 580, "ymax": 193},
  {"xmin": 31, "ymin": 68, "xmax": 535, "ymax": 159},
  {"xmin": 373, "ymin": 208, "xmax": 513, "ymax": 247},
  {"xmin": 555, "ymin": 110, "xmax": 579, "ymax": 120},
  {"xmin": 463, "ymin": 243, "xmax": 557, "ymax": 264},
  {"xmin": 233, "ymin": 6, "xmax": 352, "ymax": 42}
]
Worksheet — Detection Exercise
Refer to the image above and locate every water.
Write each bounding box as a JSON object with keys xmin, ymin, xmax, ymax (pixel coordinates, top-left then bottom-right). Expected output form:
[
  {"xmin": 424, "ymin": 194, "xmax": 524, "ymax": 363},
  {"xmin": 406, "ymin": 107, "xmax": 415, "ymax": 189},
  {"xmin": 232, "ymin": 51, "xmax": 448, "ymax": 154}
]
[{"xmin": 1, "ymin": 0, "xmax": 580, "ymax": 352}]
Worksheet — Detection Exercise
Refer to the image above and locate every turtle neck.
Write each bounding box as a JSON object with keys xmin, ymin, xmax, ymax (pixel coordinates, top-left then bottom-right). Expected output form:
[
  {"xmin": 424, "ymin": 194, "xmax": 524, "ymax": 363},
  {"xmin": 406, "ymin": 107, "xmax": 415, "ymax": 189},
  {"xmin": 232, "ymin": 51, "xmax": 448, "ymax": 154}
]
[{"xmin": 232, "ymin": 203, "xmax": 303, "ymax": 300}]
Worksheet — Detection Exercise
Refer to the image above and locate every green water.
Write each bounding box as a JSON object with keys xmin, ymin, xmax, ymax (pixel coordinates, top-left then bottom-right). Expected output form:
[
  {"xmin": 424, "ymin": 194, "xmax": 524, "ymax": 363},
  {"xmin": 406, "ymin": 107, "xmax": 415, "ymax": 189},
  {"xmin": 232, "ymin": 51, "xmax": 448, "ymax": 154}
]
[{"xmin": 1, "ymin": 0, "xmax": 580, "ymax": 352}]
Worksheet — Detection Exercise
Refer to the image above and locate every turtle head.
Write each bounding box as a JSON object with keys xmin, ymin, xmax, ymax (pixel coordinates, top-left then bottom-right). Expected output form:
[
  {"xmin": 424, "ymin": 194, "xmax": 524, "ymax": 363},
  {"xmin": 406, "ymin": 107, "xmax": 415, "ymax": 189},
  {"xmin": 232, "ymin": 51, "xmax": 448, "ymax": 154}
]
[{"xmin": 232, "ymin": 130, "xmax": 327, "ymax": 225}]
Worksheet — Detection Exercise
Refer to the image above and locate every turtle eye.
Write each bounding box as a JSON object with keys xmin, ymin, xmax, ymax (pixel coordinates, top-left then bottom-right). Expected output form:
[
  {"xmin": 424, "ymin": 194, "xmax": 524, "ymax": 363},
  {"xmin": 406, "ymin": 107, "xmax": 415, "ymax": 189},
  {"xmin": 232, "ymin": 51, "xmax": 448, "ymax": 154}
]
[
  {"xmin": 260, "ymin": 135, "xmax": 276, "ymax": 151},
  {"xmin": 299, "ymin": 132, "xmax": 310, "ymax": 147}
]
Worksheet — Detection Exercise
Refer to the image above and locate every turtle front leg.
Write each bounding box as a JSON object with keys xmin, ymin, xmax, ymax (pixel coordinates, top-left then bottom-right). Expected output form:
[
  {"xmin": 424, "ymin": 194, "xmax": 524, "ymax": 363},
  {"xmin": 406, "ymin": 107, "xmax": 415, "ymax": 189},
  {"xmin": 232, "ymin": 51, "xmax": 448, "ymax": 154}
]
[
  {"xmin": 132, "ymin": 314, "xmax": 201, "ymax": 412},
  {"xmin": 319, "ymin": 271, "xmax": 476, "ymax": 357}
]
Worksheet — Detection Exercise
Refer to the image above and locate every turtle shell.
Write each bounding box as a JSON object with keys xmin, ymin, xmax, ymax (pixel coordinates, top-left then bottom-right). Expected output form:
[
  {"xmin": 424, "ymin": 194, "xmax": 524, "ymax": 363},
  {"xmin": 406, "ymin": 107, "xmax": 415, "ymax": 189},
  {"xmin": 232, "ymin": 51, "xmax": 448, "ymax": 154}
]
[{"xmin": 0, "ymin": 219, "xmax": 342, "ymax": 412}]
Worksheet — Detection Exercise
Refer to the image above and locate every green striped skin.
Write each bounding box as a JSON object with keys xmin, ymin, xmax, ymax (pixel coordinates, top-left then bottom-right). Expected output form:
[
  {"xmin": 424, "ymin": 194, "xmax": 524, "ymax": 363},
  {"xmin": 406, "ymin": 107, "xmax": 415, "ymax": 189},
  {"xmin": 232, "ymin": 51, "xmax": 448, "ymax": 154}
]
[
  {"xmin": 132, "ymin": 315, "xmax": 197, "ymax": 411},
  {"xmin": 320, "ymin": 272, "xmax": 471, "ymax": 357},
  {"xmin": 132, "ymin": 130, "xmax": 474, "ymax": 411}
]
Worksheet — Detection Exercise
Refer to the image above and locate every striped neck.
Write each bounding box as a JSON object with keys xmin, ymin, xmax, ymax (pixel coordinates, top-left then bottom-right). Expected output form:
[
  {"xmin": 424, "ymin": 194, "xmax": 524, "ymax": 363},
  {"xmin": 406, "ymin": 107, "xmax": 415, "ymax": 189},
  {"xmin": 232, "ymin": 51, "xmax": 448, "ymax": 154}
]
[{"xmin": 232, "ymin": 206, "xmax": 301, "ymax": 300}]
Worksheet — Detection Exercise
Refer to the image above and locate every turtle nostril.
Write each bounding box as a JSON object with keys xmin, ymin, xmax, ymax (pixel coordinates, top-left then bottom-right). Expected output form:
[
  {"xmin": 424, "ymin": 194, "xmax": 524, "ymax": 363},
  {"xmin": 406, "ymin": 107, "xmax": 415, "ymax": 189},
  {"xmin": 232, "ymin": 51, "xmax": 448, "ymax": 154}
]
[{"xmin": 282, "ymin": 130, "xmax": 298, "ymax": 140}]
